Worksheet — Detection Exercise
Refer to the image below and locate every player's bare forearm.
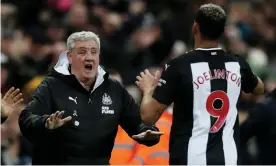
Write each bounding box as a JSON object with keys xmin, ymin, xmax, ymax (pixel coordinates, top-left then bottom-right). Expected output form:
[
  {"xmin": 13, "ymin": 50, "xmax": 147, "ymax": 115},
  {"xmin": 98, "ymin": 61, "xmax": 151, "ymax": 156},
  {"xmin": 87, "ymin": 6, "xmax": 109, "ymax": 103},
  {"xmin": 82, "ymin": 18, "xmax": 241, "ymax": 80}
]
[
  {"xmin": 140, "ymin": 92, "xmax": 166, "ymax": 126},
  {"xmin": 141, "ymin": 94, "xmax": 160, "ymax": 125}
]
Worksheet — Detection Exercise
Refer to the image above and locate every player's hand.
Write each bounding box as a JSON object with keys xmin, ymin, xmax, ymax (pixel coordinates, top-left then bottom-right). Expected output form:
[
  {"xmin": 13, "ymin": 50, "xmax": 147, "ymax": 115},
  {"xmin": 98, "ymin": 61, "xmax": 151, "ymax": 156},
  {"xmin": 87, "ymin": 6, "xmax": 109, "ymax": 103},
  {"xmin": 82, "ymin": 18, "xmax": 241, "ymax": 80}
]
[
  {"xmin": 132, "ymin": 130, "xmax": 164, "ymax": 140},
  {"xmin": 45, "ymin": 111, "xmax": 72, "ymax": 130},
  {"xmin": 136, "ymin": 69, "xmax": 161, "ymax": 94},
  {"xmin": 1, "ymin": 87, "xmax": 24, "ymax": 118}
]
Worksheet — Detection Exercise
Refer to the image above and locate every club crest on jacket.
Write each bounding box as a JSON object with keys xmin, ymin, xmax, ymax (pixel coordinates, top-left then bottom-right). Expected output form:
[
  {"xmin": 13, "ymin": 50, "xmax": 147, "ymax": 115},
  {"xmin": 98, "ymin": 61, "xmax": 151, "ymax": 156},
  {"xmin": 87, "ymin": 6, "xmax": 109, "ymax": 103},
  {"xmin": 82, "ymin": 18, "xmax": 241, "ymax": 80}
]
[{"xmin": 102, "ymin": 93, "xmax": 112, "ymax": 105}]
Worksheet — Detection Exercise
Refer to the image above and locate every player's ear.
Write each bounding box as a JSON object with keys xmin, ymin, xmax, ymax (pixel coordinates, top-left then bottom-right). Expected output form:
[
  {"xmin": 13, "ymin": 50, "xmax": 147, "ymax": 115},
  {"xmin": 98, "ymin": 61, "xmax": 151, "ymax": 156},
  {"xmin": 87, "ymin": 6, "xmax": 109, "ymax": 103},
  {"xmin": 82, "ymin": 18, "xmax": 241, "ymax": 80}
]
[
  {"xmin": 192, "ymin": 22, "xmax": 196, "ymax": 34},
  {"xmin": 194, "ymin": 22, "xmax": 200, "ymax": 34},
  {"xmin": 192, "ymin": 21, "xmax": 199, "ymax": 35},
  {"xmin": 67, "ymin": 51, "xmax": 72, "ymax": 64}
]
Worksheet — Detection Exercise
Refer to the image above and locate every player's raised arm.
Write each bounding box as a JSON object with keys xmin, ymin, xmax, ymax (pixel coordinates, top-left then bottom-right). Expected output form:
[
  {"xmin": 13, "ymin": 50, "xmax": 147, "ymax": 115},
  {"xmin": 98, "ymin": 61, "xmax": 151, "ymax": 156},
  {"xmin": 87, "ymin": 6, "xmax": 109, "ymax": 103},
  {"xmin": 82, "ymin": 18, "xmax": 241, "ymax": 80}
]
[
  {"xmin": 136, "ymin": 62, "xmax": 180, "ymax": 125},
  {"xmin": 136, "ymin": 69, "xmax": 165, "ymax": 125}
]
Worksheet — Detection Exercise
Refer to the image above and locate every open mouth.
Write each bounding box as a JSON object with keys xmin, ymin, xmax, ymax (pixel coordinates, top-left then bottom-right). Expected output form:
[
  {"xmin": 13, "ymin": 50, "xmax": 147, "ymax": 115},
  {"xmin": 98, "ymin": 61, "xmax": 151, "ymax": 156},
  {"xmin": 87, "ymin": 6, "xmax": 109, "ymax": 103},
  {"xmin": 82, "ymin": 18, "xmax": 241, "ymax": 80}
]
[{"xmin": 84, "ymin": 64, "xmax": 93, "ymax": 71}]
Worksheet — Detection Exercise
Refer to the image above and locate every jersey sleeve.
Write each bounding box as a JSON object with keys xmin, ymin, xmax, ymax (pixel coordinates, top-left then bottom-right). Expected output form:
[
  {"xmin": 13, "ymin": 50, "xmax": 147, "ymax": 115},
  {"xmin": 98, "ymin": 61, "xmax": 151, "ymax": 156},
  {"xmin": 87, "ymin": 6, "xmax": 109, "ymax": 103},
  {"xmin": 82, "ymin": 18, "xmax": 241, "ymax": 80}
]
[
  {"xmin": 237, "ymin": 56, "xmax": 259, "ymax": 93},
  {"xmin": 152, "ymin": 60, "xmax": 180, "ymax": 106}
]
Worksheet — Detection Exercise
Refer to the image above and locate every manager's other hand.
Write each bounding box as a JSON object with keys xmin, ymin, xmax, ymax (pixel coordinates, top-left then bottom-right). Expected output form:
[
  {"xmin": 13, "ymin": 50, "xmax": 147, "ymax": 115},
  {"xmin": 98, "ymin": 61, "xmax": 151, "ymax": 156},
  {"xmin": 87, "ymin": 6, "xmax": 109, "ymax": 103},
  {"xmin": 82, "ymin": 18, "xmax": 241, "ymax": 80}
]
[{"xmin": 45, "ymin": 111, "xmax": 72, "ymax": 130}]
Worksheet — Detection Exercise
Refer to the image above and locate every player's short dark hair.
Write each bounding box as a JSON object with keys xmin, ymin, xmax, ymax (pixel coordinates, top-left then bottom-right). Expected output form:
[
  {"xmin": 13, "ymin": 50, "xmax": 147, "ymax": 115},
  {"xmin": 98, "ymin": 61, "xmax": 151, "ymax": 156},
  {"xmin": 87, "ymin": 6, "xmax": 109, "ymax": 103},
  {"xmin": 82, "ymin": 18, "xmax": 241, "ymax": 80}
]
[{"xmin": 195, "ymin": 3, "xmax": 227, "ymax": 40}]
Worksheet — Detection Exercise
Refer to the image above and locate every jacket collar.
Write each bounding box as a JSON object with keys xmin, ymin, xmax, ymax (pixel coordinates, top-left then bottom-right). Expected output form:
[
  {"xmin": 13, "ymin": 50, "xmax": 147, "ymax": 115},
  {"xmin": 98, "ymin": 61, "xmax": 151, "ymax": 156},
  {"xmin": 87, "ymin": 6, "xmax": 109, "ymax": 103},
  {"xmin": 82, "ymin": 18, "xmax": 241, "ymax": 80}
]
[{"xmin": 53, "ymin": 51, "xmax": 107, "ymax": 93}]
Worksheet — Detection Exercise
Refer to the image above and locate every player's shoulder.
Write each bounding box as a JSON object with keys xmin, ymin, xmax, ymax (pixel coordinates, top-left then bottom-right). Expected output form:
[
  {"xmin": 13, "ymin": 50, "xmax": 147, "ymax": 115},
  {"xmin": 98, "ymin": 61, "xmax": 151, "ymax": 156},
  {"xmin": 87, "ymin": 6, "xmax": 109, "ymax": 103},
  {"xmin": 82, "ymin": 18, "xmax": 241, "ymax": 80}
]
[
  {"xmin": 166, "ymin": 50, "xmax": 203, "ymax": 67},
  {"xmin": 229, "ymin": 53, "xmax": 250, "ymax": 68},
  {"xmin": 233, "ymin": 54, "xmax": 247, "ymax": 63},
  {"xmin": 181, "ymin": 50, "xmax": 201, "ymax": 59},
  {"xmin": 165, "ymin": 50, "xmax": 197, "ymax": 67}
]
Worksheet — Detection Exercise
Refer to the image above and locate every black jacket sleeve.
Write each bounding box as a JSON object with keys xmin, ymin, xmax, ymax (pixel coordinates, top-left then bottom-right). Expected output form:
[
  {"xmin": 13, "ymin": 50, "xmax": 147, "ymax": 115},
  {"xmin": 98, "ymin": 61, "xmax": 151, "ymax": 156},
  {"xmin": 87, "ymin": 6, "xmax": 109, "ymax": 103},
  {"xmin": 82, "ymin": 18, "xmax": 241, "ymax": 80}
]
[
  {"xmin": 118, "ymin": 83, "xmax": 160, "ymax": 146},
  {"xmin": 18, "ymin": 79, "xmax": 53, "ymax": 143},
  {"xmin": 240, "ymin": 102, "xmax": 268, "ymax": 146}
]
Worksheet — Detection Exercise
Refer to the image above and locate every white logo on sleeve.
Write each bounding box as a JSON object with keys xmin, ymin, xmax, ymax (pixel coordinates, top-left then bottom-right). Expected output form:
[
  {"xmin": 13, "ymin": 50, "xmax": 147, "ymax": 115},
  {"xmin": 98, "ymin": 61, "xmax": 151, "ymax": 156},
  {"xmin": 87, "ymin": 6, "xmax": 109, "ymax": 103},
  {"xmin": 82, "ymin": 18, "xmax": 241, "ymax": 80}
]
[
  {"xmin": 69, "ymin": 96, "xmax": 77, "ymax": 104},
  {"xmin": 158, "ymin": 79, "xmax": 167, "ymax": 87},
  {"xmin": 102, "ymin": 93, "xmax": 112, "ymax": 105},
  {"xmin": 165, "ymin": 64, "xmax": 170, "ymax": 71}
]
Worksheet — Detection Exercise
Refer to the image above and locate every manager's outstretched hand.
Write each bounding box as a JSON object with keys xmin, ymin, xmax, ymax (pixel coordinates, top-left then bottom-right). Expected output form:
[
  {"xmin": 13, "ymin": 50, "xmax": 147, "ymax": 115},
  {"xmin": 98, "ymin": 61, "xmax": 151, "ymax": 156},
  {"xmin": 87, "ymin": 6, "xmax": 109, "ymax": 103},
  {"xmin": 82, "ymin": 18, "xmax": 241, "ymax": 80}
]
[
  {"xmin": 132, "ymin": 130, "xmax": 164, "ymax": 141},
  {"xmin": 45, "ymin": 111, "xmax": 72, "ymax": 130},
  {"xmin": 1, "ymin": 87, "xmax": 24, "ymax": 118}
]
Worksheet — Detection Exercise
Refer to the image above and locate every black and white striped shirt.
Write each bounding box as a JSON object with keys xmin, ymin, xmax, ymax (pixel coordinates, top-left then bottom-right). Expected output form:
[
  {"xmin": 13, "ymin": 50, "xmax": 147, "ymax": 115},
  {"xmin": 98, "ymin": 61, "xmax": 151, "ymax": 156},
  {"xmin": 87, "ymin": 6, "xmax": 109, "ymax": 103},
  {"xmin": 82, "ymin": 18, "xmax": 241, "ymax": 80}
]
[{"xmin": 153, "ymin": 48, "xmax": 258, "ymax": 165}]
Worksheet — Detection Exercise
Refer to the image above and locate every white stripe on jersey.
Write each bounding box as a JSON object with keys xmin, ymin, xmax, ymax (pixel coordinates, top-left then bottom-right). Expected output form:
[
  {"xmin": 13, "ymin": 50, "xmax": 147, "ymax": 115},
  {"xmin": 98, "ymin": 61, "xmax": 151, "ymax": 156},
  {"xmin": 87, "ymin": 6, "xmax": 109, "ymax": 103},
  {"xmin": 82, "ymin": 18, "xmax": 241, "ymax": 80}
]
[
  {"xmin": 188, "ymin": 62, "xmax": 211, "ymax": 165},
  {"xmin": 223, "ymin": 62, "xmax": 240, "ymax": 165},
  {"xmin": 188, "ymin": 62, "xmax": 240, "ymax": 165}
]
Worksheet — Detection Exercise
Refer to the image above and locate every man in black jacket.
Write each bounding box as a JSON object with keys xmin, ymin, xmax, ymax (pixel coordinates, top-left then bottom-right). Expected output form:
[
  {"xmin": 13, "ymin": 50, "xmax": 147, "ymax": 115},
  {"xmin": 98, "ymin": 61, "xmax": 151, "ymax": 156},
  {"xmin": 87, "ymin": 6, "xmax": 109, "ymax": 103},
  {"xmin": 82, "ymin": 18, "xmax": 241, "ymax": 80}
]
[
  {"xmin": 18, "ymin": 31, "xmax": 162, "ymax": 165},
  {"xmin": 240, "ymin": 88, "xmax": 276, "ymax": 165}
]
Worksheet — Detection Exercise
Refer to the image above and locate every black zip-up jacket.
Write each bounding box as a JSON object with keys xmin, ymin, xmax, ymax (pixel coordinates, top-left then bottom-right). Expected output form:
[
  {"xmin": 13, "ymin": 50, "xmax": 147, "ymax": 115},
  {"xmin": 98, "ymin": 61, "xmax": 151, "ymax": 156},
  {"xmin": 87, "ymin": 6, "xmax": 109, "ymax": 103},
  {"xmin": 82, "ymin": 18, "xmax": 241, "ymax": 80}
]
[
  {"xmin": 18, "ymin": 52, "xmax": 160, "ymax": 165},
  {"xmin": 240, "ymin": 89, "xmax": 276, "ymax": 165}
]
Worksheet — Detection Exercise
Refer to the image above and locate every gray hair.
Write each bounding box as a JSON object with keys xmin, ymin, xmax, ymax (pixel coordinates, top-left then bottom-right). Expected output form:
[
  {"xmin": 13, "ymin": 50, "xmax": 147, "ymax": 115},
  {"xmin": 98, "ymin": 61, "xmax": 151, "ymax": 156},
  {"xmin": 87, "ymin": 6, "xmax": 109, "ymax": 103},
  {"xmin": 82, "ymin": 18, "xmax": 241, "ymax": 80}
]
[{"xmin": 67, "ymin": 31, "xmax": 100, "ymax": 52}]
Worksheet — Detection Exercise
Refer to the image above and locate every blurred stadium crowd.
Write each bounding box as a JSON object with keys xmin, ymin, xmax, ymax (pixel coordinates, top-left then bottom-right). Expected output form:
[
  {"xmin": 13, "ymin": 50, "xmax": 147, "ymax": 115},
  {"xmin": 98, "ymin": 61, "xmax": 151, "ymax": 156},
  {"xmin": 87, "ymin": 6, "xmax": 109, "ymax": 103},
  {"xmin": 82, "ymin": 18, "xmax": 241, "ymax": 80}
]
[{"xmin": 1, "ymin": 0, "xmax": 276, "ymax": 165}]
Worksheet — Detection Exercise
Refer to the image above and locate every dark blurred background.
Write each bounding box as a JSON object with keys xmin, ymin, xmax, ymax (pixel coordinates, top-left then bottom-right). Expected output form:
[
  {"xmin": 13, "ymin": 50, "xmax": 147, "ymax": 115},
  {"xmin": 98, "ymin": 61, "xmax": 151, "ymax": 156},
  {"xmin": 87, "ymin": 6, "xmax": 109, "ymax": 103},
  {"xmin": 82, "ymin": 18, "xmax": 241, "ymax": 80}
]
[{"xmin": 1, "ymin": 0, "xmax": 276, "ymax": 165}]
